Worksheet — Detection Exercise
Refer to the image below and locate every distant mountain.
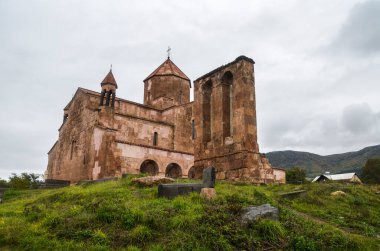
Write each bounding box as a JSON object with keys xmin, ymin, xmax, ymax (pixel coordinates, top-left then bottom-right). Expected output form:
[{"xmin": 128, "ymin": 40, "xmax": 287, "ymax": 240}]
[{"xmin": 266, "ymin": 145, "xmax": 380, "ymax": 177}]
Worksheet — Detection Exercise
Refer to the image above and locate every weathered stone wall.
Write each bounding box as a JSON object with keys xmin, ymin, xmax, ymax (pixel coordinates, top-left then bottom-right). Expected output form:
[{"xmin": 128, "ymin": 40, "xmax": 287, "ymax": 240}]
[
  {"xmin": 114, "ymin": 114, "xmax": 174, "ymax": 149},
  {"xmin": 115, "ymin": 143, "xmax": 194, "ymax": 177},
  {"xmin": 47, "ymin": 85, "xmax": 194, "ymax": 183},
  {"xmin": 47, "ymin": 90, "xmax": 98, "ymax": 183},
  {"xmin": 163, "ymin": 102, "xmax": 194, "ymax": 154},
  {"xmin": 193, "ymin": 56, "xmax": 276, "ymax": 183},
  {"xmin": 144, "ymin": 75, "xmax": 190, "ymax": 109},
  {"xmin": 273, "ymin": 168, "xmax": 286, "ymax": 184}
]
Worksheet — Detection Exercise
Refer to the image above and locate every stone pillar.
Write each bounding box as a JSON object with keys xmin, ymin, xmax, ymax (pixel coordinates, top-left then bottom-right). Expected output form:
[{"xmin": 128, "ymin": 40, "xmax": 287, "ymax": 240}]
[{"xmin": 99, "ymin": 90, "xmax": 106, "ymax": 106}]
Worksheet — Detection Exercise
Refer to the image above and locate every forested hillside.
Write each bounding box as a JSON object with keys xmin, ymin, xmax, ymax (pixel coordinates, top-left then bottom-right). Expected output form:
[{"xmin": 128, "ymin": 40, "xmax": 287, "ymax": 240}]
[{"xmin": 266, "ymin": 145, "xmax": 380, "ymax": 177}]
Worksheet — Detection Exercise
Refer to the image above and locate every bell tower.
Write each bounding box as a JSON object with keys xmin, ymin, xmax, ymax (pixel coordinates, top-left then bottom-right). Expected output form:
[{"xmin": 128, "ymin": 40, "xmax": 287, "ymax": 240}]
[
  {"xmin": 99, "ymin": 68, "xmax": 118, "ymax": 108},
  {"xmin": 143, "ymin": 56, "xmax": 190, "ymax": 109}
]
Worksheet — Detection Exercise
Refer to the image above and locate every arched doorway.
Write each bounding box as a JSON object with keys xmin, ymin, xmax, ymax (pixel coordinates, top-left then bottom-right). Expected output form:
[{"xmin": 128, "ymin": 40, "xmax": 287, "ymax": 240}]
[
  {"xmin": 165, "ymin": 163, "xmax": 182, "ymax": 178},
  {"xmin": 140, "ymin": 159, "xmax": 159, "ymax": 176},
  {"xmin": 188, "ymin": 166, "xmax": 196, "ymax": 179}
]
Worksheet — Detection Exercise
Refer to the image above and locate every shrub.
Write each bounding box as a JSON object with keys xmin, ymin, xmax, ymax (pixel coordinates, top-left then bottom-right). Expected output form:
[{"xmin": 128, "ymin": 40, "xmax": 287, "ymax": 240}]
[
  {"xmin": 9, "ymin": 173, "xmax": 41, "ymax": 190},
  {"xmin": 362, "ymin": 158, "xmax": 380, "ymax": 184},
  {"xmin": 286, "ymin": 167, "xmax": 306, "ymax": 184}
]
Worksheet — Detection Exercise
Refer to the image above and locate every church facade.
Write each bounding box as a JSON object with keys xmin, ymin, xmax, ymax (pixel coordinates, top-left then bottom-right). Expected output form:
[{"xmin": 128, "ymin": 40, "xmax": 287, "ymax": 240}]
[{"xmin": 46, "ymin": 55, "xmax": 285, "ymax": 184}]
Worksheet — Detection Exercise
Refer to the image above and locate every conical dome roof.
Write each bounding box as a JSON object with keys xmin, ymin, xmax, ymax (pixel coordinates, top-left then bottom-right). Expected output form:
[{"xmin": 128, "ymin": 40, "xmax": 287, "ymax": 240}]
[
  {"xmin": 101, "ymin": 70, "xmax": 118, "ymax": 88},
  {"xmin": 144, "ymin": 57, "xmax": 190, "ymax": 83}
]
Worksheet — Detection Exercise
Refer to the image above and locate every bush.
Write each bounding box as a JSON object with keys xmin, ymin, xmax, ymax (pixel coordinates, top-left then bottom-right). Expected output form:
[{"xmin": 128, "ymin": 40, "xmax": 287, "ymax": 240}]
[
  {"xmin": 286, "ymin": 167, "xmax": 306, "ymax": 184},
  {"xmin": 0, "ymin": 178, "xmax": 9, "ymax": 188},
  {"xmin": 9, "ymin": 173, "xmax": 41, "ymax": 190},
  {"xmin": 362, "ymin": 158, "xmax": 380, "ymax": 184}
]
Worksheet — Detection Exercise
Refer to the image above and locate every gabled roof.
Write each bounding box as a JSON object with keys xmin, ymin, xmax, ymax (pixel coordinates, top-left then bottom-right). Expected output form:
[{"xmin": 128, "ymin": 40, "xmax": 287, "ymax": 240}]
[
  {"xmin": 101, "ymin": 70, "xmax": 118, "ymax": 88},
  {"xmin": 144, "ymin": 57, "xmax": 190, "ymax": 84},
  {"xmin": 312, "ymin": 172, "xmax": 359, "ymax": 182}
]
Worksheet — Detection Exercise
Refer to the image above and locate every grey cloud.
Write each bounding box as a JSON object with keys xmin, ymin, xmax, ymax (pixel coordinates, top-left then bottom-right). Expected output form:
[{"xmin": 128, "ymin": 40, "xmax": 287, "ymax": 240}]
[
  {"xmin": 329, "ymin": 0, "xmax": 380, "ymax": 55},
  {"xmin": 341, "ymin": 103, "xmax": 380, "ymax": 134}
]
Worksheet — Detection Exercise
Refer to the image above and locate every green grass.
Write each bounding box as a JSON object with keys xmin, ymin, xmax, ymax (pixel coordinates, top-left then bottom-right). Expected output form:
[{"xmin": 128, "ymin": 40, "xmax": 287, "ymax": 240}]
[{"xmin": 0, "ymin": 177, "xmax": 379, "ymax": 250}]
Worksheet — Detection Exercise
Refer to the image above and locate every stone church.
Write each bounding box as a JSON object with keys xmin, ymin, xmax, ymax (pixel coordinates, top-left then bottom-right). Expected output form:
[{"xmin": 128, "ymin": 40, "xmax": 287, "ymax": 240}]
[{"xmin": 46, "ymin": 55, "xmax": 285, "ymax": 184}]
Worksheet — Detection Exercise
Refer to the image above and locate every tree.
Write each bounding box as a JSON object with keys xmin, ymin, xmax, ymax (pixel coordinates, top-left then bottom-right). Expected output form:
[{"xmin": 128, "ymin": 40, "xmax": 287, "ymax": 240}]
[
  {"xmin": 286, "ymin": 167, "xmax": 306, "ymax": 184},
  {"xmin": 8, "ymin": 173, "xmax": 41, "ymax": 190},
  {"xmin": 0, "ymin": 179, "xmax": 9, "ymax": 188},
  {"xmin": 361, "ymin": 158, "xmax": 380, "ymax": 184}
]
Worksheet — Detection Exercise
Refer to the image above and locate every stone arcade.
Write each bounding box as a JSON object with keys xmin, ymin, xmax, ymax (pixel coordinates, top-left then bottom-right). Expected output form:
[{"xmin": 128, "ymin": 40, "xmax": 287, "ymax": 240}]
[{"xmin": 46, "ymin": 55, "xmax": 285, "ymax": 184}]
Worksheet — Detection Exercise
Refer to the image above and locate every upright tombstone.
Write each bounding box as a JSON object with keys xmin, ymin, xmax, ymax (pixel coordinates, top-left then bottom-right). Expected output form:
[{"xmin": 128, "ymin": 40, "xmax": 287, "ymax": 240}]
[{"xmin": 203, "ymin": 166, "xmax": 216, "ymax": 188}]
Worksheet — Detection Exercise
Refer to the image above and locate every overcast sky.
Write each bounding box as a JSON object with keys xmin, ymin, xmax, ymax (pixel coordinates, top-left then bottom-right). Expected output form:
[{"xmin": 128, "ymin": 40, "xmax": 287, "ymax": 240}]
[{"xmin": 0, "ymin": 0, "xmax": 379, "ymax": 179}]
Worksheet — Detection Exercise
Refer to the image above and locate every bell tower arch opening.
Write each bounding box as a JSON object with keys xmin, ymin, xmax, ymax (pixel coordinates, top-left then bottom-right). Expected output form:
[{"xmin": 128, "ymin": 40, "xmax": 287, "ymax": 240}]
[
  {"xmin": 202, "ymin": 80, "xmax": 212, "ymax": 143},
  {"xmin": 221, "ymin": 71, "xmax": 233, "ymax": 138}
]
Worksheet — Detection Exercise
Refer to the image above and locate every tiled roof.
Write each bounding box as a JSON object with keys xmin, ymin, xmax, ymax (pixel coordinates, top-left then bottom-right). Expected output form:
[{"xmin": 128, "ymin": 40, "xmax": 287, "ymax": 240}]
[
  {"xmin": 144, "ymin": 57, "xmax": 190, "ymax": 82},
  {"xmin": 101, "ymin": 70, "xmax": 118, "ymax": 88}
]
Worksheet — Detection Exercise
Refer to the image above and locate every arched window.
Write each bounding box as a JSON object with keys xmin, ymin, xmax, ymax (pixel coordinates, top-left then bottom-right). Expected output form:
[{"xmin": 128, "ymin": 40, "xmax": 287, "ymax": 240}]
[
  {"xmin": 221, "ymin": 72, "xmax": 233, "ymax": 138},
  {"xmin": 202, "ymin": 80, "xmax": 212, "ymax": 142},
  {"xmin": 153, "ymin": 132, "xmax": 158, "ymax": 146}
]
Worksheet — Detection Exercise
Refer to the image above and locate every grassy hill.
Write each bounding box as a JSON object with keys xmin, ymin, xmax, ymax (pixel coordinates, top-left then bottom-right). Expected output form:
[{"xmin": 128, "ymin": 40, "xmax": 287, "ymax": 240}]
[
  {"xmin": 266, "ymin": 144, "xmax": 380, "ymax": 177},
  {"xmin": 0, "ymin": 177, "xmax": 379, "ymax": 250}
]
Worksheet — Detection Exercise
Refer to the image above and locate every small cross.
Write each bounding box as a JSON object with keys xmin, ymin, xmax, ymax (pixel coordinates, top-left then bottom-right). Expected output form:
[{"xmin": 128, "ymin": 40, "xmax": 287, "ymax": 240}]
[
  {"xmin": 110, "ymin": 64, "xmax": 112, "ymax": 71},
  {"xmin": 167, "ymin": 46, "xmax": 171, "ymax": 58}
]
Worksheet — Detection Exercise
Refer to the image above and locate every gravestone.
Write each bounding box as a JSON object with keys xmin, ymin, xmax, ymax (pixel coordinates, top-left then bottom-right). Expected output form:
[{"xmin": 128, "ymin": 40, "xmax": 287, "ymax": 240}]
[
  {"xmin": 158, "ymin": 167, "xmax": 215, "ymax": 199},
  {"xmin": 202, "ymin": 167, "xmax": 216, "ymax": 188}
]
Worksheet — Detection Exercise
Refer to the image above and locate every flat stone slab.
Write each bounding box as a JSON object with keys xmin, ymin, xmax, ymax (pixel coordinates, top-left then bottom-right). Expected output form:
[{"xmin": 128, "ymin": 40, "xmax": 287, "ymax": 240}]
[
  {"xmin": 132, "ymin": 176, "xmax": 175, "ymax": 186},
  {"xmin": 279, "ymin": 190, "xmax": 307, "ymax": 199},
  {"xmin": 158, "ymin": 183, "xmax": 203, "ymax": 199},
  {"xmin": 240, "ymin": 203, "xmax": 279, "ymax": 226},
  {"xmin": 157, "ymin": 167, "xmax": 216, "ymax": 199}
]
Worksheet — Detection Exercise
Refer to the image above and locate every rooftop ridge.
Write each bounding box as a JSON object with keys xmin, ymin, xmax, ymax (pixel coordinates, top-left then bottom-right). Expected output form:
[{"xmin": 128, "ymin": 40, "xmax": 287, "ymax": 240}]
[{"xmin": 194, "ymin": 55, "xmax": 255, "ymax": 82}]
